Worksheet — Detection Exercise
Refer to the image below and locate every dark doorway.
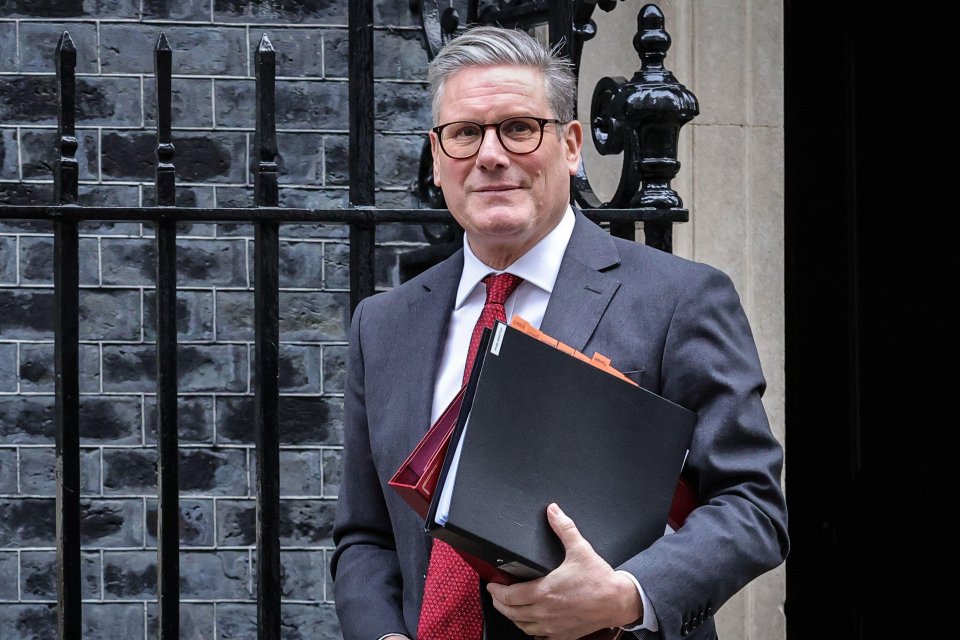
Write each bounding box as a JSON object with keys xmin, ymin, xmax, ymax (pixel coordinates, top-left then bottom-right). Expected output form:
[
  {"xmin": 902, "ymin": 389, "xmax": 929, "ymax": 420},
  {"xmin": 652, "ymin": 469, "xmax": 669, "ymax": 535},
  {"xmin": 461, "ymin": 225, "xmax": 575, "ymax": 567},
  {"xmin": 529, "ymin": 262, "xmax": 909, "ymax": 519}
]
[{"xmin": 784, "ymin": 2, "xmax": 950, "ymax": 637}]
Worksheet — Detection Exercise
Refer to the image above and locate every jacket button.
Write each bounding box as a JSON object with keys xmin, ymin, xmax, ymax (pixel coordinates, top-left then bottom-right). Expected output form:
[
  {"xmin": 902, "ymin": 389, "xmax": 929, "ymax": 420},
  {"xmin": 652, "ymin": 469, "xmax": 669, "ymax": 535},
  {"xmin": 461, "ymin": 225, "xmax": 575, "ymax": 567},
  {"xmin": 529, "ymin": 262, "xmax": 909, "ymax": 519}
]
[
  {"xmin": 706, "ymin": 600, "xmax": 714, "ymax": 617},
  {"xmin": 680, "ymin": 621, "xmax": 689, "ymax": 636}
]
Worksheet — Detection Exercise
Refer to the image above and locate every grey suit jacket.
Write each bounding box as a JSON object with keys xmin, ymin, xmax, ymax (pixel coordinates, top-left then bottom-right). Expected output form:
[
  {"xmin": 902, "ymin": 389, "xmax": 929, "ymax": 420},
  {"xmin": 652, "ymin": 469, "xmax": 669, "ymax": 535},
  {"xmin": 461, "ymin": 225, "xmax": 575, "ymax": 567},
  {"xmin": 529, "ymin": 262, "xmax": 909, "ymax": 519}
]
[{"xmin": 331, "ymin": 212, "xmax": 789, "ymax": 640}]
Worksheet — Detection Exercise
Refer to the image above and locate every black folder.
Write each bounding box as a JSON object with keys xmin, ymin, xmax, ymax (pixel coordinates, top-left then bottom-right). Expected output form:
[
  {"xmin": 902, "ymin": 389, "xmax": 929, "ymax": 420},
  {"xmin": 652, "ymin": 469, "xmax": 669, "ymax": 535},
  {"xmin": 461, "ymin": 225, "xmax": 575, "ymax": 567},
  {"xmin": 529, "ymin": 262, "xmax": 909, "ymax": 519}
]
[{"xmin": 425, "ymin": 320, "xmax": 697, "ymax": 580}]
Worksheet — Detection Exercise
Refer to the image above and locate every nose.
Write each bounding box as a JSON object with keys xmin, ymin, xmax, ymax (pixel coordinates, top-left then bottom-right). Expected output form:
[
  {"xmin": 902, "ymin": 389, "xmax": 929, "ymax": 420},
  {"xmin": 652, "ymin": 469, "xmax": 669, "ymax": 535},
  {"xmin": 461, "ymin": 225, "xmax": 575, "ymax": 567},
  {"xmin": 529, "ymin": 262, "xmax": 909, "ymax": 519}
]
[{"xmin": 475, "ymin": 125, "xmax": 510, "ymax": 170}]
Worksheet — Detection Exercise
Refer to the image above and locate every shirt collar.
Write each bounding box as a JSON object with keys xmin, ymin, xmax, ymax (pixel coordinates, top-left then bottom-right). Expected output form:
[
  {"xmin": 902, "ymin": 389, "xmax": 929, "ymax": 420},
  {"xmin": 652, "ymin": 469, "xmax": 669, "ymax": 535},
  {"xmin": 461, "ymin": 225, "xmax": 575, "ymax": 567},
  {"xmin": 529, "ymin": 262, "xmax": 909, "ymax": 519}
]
[{"xmin": 455, "ymin": 205, "xmax": 576, "ymax": 310}]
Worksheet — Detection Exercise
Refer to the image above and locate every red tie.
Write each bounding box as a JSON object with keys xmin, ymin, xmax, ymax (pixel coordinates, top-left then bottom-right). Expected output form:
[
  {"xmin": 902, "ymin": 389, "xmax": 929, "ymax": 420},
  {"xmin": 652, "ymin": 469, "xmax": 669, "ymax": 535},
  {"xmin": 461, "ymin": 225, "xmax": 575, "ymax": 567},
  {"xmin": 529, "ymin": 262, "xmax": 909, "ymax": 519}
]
[{"xmin": 418, "ymin": 272, "xmax": 524, "ymax": 640}]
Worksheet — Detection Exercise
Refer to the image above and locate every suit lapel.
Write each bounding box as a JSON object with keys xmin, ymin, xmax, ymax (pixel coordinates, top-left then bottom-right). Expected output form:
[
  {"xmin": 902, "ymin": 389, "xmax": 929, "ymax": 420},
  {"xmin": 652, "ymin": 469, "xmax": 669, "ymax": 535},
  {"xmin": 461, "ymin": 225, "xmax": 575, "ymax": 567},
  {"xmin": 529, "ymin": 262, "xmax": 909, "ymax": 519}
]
[
  {"xmin": 540, "ymin": 212, "xmax": 622, "ymax": 352},
  {"xmin": 398, "ymin": 250, "xmax": 464, "ymax": 441}
]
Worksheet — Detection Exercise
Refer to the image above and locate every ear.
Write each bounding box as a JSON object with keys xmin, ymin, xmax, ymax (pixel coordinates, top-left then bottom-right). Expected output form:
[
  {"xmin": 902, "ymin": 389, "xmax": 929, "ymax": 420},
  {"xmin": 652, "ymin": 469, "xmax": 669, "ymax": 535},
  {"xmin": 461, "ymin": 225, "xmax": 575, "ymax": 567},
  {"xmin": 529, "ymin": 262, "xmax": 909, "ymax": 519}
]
[
  {"xmin": 429, "ymin": 131, "xmax": 443, "ymax": 187},
  {"xmin": 563, "ymin": 120, "xmax": 584, "ymax": 176}
]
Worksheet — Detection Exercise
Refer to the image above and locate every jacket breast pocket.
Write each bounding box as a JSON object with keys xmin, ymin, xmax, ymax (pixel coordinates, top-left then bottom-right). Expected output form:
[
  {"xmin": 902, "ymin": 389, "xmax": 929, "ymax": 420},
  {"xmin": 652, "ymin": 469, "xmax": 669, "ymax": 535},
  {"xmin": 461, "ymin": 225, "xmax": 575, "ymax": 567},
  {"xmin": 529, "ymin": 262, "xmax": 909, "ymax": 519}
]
[{"xmin": 622, "ymin": 368, "xmax": 645, "ymax": 387}]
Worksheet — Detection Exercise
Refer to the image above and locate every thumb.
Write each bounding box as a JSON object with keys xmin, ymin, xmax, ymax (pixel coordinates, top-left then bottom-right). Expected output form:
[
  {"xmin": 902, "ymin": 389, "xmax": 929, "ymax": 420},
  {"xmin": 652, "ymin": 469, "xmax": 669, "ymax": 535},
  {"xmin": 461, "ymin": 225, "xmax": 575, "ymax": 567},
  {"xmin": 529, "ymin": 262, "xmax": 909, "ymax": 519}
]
[{"xmin": 547, "ymin": 503, "xmax": 586, "ymax": 551}]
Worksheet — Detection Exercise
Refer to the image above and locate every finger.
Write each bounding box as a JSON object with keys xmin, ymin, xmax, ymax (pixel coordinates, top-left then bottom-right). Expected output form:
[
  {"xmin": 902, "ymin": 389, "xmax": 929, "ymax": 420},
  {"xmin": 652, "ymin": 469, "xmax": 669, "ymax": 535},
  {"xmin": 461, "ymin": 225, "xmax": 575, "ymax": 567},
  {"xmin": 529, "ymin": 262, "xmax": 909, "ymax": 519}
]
[
  {"xmin": 547, "ymin": 502, "xmax": 586, "ymax": 550},
  {"xmin": 487, "ymin": 579, "xmax": 541, "ymax": 607}
]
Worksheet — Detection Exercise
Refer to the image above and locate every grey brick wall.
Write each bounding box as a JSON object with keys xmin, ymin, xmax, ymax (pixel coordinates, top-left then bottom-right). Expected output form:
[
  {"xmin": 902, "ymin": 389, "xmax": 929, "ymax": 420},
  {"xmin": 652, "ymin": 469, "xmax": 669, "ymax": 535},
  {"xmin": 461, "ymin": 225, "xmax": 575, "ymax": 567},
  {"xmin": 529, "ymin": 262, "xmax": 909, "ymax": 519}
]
[{"xmin": 0, "ymin": 1, "xmax": 433, "ymax": 638}]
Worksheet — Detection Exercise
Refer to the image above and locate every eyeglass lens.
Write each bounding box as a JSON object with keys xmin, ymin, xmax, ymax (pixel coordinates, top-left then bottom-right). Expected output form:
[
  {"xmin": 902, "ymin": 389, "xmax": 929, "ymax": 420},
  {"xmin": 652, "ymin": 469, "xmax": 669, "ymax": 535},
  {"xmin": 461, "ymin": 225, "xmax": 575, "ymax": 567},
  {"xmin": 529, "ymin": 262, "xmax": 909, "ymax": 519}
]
[{"xmin": 440, "ymin": 117, "xmax": 544, "ymax": 158}]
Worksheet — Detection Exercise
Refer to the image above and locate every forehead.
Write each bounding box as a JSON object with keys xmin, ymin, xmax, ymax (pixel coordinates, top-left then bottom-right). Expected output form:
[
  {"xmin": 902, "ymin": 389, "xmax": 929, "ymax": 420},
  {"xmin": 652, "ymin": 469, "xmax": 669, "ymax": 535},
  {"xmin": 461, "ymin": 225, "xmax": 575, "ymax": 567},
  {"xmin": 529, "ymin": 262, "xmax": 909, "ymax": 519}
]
[{"xmin": 437, "ymin": 64, "xmax": 549, "ymax": 122}]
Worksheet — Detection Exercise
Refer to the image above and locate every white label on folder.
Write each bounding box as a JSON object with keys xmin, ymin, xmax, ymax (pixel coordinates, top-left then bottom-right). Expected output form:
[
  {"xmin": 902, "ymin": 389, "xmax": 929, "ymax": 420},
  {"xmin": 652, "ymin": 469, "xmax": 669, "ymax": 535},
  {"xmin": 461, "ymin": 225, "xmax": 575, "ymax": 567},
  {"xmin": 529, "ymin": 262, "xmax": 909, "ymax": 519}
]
[{"xmin": 491, "ymin": 322, "xmax": 506, "ymax": 356}]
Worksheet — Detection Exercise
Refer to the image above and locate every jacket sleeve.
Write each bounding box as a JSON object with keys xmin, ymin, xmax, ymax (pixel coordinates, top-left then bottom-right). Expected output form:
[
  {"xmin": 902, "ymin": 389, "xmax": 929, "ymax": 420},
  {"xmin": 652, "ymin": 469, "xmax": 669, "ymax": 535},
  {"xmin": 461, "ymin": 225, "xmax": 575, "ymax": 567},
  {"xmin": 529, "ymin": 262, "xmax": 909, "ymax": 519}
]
[
  {"xmin": 617, "ymin": 266, "xmax": 790, "ymax": 640},
  {"xmin": 331, "ymin": 298, "xmax": 411, "ymax": 639}
]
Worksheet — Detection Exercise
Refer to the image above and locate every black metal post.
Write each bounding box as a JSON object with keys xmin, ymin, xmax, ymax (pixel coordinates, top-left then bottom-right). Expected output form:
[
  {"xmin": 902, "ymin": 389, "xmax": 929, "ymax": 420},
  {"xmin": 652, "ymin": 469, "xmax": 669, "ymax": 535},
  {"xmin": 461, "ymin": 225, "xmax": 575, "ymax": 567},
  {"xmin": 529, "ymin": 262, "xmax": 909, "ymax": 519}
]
[
  {"xmin": 348, "ymin": 0, "xmax": 376, "ymax": 314},
  {"xmin": 53, "ymin": 30, "xmax": 81, "ymax": 640},
  {"xmin": 253, "ymin": 33, "xmax": 281, "ymax": 640},
  {"xmin": 153, "ymin": 31, "xmax": 180, "ymax": 640}
]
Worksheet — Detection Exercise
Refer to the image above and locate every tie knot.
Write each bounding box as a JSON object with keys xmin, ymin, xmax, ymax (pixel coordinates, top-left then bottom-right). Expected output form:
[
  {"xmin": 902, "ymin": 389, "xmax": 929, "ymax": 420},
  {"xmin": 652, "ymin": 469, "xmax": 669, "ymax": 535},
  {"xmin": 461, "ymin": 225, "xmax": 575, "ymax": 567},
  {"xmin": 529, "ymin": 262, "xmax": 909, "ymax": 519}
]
[{"xmin": 482, "ymin": 272, "xmax": 523, "ymax": 306}]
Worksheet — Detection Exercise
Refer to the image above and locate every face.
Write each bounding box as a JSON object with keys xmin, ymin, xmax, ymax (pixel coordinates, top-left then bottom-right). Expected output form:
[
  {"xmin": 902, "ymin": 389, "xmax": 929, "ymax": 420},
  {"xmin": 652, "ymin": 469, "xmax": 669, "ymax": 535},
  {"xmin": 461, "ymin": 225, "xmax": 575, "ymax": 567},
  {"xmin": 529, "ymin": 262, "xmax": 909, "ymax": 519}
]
[{"xmin": 430, "ymin": 65, "xmax": 583, "ymax": 267}]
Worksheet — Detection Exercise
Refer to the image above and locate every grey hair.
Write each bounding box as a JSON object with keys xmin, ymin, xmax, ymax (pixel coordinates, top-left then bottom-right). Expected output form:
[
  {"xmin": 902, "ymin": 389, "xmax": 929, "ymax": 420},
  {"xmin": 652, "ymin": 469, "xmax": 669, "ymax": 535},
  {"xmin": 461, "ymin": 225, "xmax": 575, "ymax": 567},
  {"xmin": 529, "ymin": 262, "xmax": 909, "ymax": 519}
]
[{"xmin": 427, "ymin": 25, "xmax": 577, "ymax": 126}]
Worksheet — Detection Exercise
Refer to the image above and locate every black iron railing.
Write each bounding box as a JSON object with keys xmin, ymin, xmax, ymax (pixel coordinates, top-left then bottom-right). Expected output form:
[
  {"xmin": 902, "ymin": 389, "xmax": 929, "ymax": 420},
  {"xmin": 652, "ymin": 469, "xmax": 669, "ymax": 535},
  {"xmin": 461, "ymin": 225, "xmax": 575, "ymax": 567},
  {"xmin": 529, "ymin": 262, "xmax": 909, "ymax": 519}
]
[{"xmin": 0, "ymin": 2, "xmax": 696, "ymax": 638}]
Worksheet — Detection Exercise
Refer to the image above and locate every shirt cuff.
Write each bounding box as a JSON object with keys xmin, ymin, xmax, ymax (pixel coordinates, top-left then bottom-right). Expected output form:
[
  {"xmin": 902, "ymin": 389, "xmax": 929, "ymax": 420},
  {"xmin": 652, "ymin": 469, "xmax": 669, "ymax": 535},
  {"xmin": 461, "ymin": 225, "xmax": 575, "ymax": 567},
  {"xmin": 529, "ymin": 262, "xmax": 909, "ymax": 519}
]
[{"xmin": 616, "ymin": 570, "xmax": 659, "ymax": 632}]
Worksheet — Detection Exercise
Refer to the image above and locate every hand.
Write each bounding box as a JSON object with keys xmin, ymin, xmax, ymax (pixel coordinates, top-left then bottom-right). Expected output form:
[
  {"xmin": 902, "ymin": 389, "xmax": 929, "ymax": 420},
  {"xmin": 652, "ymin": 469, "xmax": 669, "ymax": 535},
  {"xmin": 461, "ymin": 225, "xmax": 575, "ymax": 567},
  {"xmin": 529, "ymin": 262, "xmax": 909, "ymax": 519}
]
[{"xmin": 486, "ymin": 503, "xmax": 643, "ymax": 639}]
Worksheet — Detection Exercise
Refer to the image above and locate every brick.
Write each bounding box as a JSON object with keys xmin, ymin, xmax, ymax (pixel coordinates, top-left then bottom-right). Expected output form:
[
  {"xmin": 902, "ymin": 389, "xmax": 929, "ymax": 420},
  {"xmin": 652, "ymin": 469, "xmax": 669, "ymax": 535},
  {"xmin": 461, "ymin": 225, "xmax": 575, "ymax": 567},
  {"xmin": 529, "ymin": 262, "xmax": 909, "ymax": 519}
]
[
  {"xmin": 79, "ymin": 288, "xmax": 143, "ymax": 341},
  {"xmin": 279, "ymin": 291, "xmax": 349, "ymax": 341},
  {"xmin": 322, "ymin": 343, "xmax": 346, "ymax": 394},
  {"xmin": 321, "ymin": 28, "xmax": 348, "ymax": 77},
  {"xmin": 0, "ymin": 604, "xmax": 57, "ymax": 640},
  {"xmin": 0, "ymin": 341, "xmax": 15, "ymax": 390},
  {"xmin": 101, "ymin": 344, "xmax": 249, "ymax": 393},
  {"xmin": 271, "ymin": 131, "xmax": 324, "ymax": 185},
  {"xmin": 278, "ymin": 549, "xmax": 324, "ymax": 600},
  {"xmin": 80, "ymin": 396, "xmax": 143, "ymax": 444},
  {"xmin": 178, "ymin": 238, "xmax": 248, "ymax": 286},
  {"xmin": 213, "ymin": 0, "xmax": 347, "ymax": 24},
  {"xmin": 214, "ymin": 603, "xmax": 256, "ymax": 638},
  {"xmin": 375, "ymin": 134, "xmax": 424, "ymax": 188},
  {"xmin": 0, "ymin": 23, "xmax": 15, "ymax": 72},
  {"xmin": 374, "ymin": 1, "xmax": 419, "ymax": 26},
  {"xmin": 0, "ymin": 290, "xmax": 54, "ymax": 338},
  {"xmin": 215, "ymin": 498, "xmax": 254, "ymax": 546},
  {"xmin": 179, "ymin": 550, "xmax": 250, "ymax": 599},
  {"xmin": 322, "ymin": 241, "xmax": 400, "ymax": 290},
  {"xmin": 144, "ymin": 77, "xmax": 214, "ymax": 129},
  {"xmin": 143, "ymin": 290, "xmax": 215, "ymax": 342},
  {"xmin": 279, "ymin": 499, "xmax": 335, "ymax": 546},
  {"xmin": 82, "ymin": 603, "xmax": 145, "ymax": 639},
  {"xmin": 0, "ymin": 76, "xmax": 142, "ymax": 126},
  {"xmin": 264, "ymin": 603, "xmax": 340, "ymax": 640},
  {"xmin": 18, "ymin": 235, "xmax": 99, "ymax": 286},
  {"xmin": 102, "ymin": 447, "xmax": 156, "ymax": 494},
  {"xmin": 19, "ymin": 550, "xmax": 101, "ymax": 599},
  {"xmin": 145, "ymin": 602, "xmax": 215, "ymax": 640},
  {"xmin": 0, "ymin": 396, "xmax": 55, "ymax": 444},
  {"xmin": 99, "ymin": 237, "xmax": 156, "ymax": 286},
  {"xmin": 145, "ymin": 497, "xmax": 215, "ymax": 547},
  {"xmin": 273, "ymin": 344, "xmax": 324, "ymax": 393},
  {"xmin": 376, "ymin": 81, "xmax": 432, "ymax": 131},
  {"xmin": 17, "ymin": 342, "xmax": 100, "ymax": 393},
  {"xmin": 0, "ymin": 1, "xmax": 139, "ymax": 19},
  {"xmin": 215, "ymin": 79, "xmax": 349, "ymax": 129},
  {"xmin": 0, "ymin": 497, "xmax": 54, "ymax": 546},
  {"xmin": 374, "ymin": 30, "xmax": 429, "ymax": 80},
  {"xmin": 103, "ymin": 550, "xmax": 156, "ymax": 599},
  {"xmin": 0, "ymin": 128, "xmax": 18, "ymax": 180},
  {"xmin": 214, "ymin": 187, "xmax": 253, "ymax": 208},
  {"xmin": 18, "ymin": 22, "xmax": 99, "ymax": 74},
  {"xmin": 179, "ymin": 447, "xmax": 247, "ymax": 495},
  {"xmin": 0, "ymin": 551, "xmax": 17, "ymax": 598},
  {"xmin": 142, "ymin": 0, "xmax": 212, "ymax": 22},
  {"xmin": 144, "ymin": 395, "xmax": 215, "ymax": 444},
  {"xmin": 101, "ymin": 130, "xmax": 248, "ymax": 183},
  {"xmin": 211, "ymin": 290, "xmax": 252, "ymax": 340},
  {"xmin": 276, "ymin": 240, "xmax": 323, "ymax": 288},
  {"xmin": 215, "ymin": 395, "xmax": 343, "ymax": 446},
  {"xmin": 246, "ymin": 28, "xmax": 325, "ymax": 78},
  {"xmin": 18, "ymin": 446, "xmax": 100, "ymax": 496},
  {"xmin": 321, "ymin": 448, "xmax": 340, "ymax": 498},
  {"xmin": 0, "ymin": 184, "xmax": 53, "ymax": 215},
  {"xmin": 100, "ymin": 24, "xmax": 247, "ymax": 75},
  {"xmin": 142, "ymin": 184, "xmax": 216, "ymax": 209},
  {"xmin": 81, "ymin": 498, "xmax": 145, "ymax": 547},
  {"xmin": 0, "ymin": 447, "xmax": 16, "ymax": 493},
  {"xmin": 277, "ymin": 449, "xmax": 322, "ymax": 496},
  {"xmin": 276, "ymin": 188, "xmax": 347, "ymax": 216}
]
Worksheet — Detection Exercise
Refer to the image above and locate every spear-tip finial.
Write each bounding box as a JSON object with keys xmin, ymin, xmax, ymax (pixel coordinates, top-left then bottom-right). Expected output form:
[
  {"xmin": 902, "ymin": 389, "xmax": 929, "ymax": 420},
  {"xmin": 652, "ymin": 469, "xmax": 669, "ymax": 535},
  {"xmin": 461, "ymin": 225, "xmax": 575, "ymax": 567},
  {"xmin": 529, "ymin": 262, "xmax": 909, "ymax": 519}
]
[
  {"xmin": 156, "ymin": 31, "xmax": 171, "ymax": 51},
  {"xmin": 258, "ymin": 33, "xmax": 274, "ymax": 53}
]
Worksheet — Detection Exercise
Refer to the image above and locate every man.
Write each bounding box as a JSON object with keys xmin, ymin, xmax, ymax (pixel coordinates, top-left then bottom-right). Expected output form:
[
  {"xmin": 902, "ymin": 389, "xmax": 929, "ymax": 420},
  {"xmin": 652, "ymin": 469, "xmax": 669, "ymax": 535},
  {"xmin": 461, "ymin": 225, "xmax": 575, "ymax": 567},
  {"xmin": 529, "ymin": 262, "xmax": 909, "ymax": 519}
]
[{"xmin": 331, "ymin": 26, "xmax": 788, "ymax": 640}]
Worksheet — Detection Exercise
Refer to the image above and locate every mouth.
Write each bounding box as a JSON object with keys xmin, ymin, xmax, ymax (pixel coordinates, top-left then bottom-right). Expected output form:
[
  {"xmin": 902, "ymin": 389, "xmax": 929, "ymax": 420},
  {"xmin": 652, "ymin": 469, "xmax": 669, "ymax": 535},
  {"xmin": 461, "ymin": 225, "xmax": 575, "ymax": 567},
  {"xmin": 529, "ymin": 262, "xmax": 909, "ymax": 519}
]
[{"xmin": 473, "ymin": 184, "xmax": 521, "ymax": 193}]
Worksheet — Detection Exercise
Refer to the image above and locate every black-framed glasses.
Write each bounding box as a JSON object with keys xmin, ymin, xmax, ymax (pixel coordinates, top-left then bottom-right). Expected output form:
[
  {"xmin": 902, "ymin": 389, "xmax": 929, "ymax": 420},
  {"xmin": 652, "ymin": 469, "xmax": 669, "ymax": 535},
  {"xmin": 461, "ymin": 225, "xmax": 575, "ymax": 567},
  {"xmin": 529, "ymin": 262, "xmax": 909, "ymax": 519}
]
[{"xmin": 432, "ymin": 116, "xmax": 564, "ymax": 159}]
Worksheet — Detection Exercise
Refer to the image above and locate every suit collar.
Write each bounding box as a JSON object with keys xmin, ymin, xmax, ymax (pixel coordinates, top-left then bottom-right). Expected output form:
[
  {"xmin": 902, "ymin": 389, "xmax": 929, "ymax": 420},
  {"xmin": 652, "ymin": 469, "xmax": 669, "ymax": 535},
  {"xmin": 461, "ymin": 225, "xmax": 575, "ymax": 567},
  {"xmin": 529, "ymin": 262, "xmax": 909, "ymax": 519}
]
[{"xmin": 540, "ymin": 210, "xmax": 622, "ymax": 352}]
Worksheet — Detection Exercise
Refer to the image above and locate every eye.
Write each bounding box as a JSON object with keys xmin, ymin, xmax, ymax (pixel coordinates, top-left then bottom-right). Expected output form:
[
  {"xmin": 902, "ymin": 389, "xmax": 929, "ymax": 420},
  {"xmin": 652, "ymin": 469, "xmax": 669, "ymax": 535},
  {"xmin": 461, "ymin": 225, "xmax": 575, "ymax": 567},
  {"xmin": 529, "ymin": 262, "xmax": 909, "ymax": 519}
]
[
  {"xmin": 501, "ymin": 118, "xmax": 536, "ymax": 138},
  {"xmin": 447, "ymin": 122, "xmax": 482, "ymax": 140}
]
